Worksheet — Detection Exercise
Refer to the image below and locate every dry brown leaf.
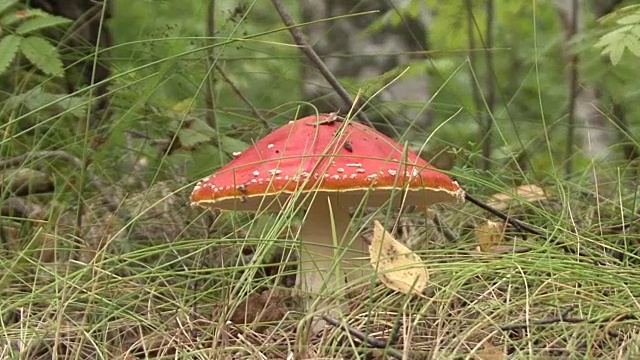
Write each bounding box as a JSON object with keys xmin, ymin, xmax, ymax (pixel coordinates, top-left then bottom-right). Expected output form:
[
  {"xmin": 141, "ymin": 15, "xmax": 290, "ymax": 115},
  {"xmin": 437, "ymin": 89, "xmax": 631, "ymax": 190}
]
[
  {"xmin": 475, "ymin": 221, "xmax": 507, "ymax": 252},
  {"xmin": 488, "ymin": 184, "xmax": 547, "ymax": 211},
  {"xmin": 474, "ymin": 341, "xmax": 506, "ymax": 360},
  {"xmin": 230, "ymin": 289, "xmax": 289, "ymax": 331},
  {"xmin": 369, "ymin": 220, "xmax": 428, "ymax": 295}
]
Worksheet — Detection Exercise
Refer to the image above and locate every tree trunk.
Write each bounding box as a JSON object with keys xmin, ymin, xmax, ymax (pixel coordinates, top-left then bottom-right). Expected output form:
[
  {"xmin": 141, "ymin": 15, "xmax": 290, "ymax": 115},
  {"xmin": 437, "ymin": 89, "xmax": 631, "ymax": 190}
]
[{"xmin": 554, "ymin": 0, "xmax": 611, "ymax": 171}]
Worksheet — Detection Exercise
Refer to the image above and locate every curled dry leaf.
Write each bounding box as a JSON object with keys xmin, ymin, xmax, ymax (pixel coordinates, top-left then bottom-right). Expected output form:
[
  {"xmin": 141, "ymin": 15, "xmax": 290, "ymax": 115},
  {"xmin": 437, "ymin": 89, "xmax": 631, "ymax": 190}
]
[
  {"xmin": 369, "ymin": 220, "xmax": 428, "ymax": 295},
  {"xmin": 487, "ymin": 184, "xmax": 547, "ymax": 211},
  {"xmin": 475, "ymin": 220, "xmax": 507, "ymax": 252}
]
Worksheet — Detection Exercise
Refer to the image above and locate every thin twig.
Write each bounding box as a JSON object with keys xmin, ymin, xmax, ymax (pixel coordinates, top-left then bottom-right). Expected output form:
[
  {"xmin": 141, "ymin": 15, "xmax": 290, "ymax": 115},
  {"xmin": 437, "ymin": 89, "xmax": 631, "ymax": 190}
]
[
  {"xmin": 464, "ymin": 193, "xmax": 542, "ymax": 236},
  {"xmin": 500, "ymin": 305, "xmax": 637, "ymax": 332},
  {"xmin": 431, "ymin": 211, "xmax": 458, "ymax": 242},
  {"xmin": 322, "ymin": 315, "xmax": 406, "ymax": 360},
  {"xmin": 204, "ymin": 0, "xmax": 217, "ymax": 130},
  {"xmin": 500, "ymin": 306, "xmax": 578, "ymax": 331},
  {"xmin": 215, "ymin": 65, "xmax": 272, "ymax": 130},
  {"xmin": 465, "ymin": 0, "xmax": 483, "ymax": 139},
  {"xmin": 564, "ymin": 0, "xmax": 579, "ymax": 177},
  {"xmin": 269, "ymin": 0, "xmax": 373, "ymax": 128},
  {"xmin": 481, "ymin": 0, "xmax": 495, "ymax": 171},
  {"xmin": 464, "ymin": 192, "xmax": 615, "ymax": 264}
]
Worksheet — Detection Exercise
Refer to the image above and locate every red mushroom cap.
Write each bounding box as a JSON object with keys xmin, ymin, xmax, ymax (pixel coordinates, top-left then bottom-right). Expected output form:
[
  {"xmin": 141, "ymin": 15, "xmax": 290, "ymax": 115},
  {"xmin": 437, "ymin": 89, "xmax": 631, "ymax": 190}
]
[{"xmin": 190, "ymin": 114, "xmax": 464, "ymax": 211}]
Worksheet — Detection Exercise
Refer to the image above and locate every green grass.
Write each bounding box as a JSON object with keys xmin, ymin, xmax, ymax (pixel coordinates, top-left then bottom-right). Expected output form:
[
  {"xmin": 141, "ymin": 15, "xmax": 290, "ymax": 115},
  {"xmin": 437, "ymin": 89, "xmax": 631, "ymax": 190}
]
[{"xmin": 2, "ymin": 170, "xmax": 640, "ymax": 359}]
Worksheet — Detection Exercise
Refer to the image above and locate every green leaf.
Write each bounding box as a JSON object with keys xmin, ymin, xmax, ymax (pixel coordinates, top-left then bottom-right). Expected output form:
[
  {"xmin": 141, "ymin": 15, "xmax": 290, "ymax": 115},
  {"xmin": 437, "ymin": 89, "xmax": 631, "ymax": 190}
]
[
  {"xmin": 16, "ymin": 15, "xmax": 71, "ymax": 35},
  {"xmin": 623, "ymin": 33, "xmax": 640, "ymax": 57},
  {"xmin": 1, "ymin": 8, "xmax": 49, "ymax": 27},
  {"xmin": 178, "ymin": 127, "xmax": 212, "ymax": 148},
  {"xmin": 608, "ymin": 41, "xmax": 625, "ymax": 65},
  {"xmin": 596, "ymin": 26, "xmax": 630, "ymax": 48},
  {"xmin": 617, "ymin": 14, "xmax": 640, "ymax": 25},
  {"xmin": 0, "ymin": 0, "xmax": 18, "ymax": 17},
  {"xmin": 189, "ymin": 118, "xmax": 217, "ymax": 138},
  {"xmin": 218, "ymin": 135, "xmax": 249, "ymax": 155},
  {"xmin": 19, "ymin": 36, "xmax": 64, "ymax": 76},
  {"xmin": 10, "ymin": 87, "xmax": 87, "ymax": 116},
  {"xmin": 0, "ymin": 34, "xmax": 20, "ymax": 75}
]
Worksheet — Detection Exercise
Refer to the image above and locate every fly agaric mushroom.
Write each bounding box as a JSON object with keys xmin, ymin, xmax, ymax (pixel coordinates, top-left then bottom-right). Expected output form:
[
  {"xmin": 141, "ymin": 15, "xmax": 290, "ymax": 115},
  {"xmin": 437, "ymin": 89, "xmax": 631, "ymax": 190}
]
[{"xmin": 190, "ymin": 114, "xmax": 464, "ymax": 297}]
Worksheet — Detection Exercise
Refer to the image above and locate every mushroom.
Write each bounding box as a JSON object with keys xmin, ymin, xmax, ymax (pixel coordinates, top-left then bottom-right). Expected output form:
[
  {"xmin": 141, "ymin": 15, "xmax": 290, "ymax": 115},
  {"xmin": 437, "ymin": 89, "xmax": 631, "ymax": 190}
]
[{"xmin": 190, "ymin": 114, "xmax": 464, "ymax": 299}]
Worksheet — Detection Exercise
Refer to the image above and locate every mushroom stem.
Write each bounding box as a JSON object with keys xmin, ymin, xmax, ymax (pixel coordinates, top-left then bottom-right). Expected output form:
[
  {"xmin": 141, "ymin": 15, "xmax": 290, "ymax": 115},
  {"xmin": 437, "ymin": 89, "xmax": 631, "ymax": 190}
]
[{"xmin": 297, "ymin": 194, "xmax": 368, "ymax": 298}]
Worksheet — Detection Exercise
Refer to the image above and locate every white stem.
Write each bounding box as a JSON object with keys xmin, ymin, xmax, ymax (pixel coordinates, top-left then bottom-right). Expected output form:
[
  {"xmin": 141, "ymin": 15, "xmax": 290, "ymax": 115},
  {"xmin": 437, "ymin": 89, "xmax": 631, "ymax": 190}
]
[{"xmin": 297, "ymin": 193, "xmax": 368, "ymax": 297}]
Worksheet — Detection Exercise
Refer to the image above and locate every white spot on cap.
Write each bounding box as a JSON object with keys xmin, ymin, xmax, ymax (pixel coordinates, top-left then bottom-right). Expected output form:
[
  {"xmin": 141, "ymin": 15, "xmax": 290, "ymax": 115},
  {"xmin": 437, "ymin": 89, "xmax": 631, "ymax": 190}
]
[
  {"xmin": 232, "ymin": 151, "xmax": 242, "ymax": 157},
  {"xmin": 388, "ymin": 169, "xmax": 397, "ymax": 176},
  {"xmin": 253, "ymin": 170, "xmax": 260, "ymax": 176},
  {"xmin": 350, "ymin": 174, "xmax": 357, "ymax": 179},
  {"xmin": 268, "ymin": 169, "xmax": 282, "ymax": 175},
  {"xmin": 336, "ymin": 168, "xmax": 344, "ymax": 173},
  {"xmin": 345, "ymin": 163, "xmax": 362, "ymax": 167},
  {"xmin": 332, "ymin": 175, "xmax": 340, "ymax": 180},
  {"xmin": 267, "ymin": 144, "xmax": 275, "ymax": 149},
  {"xmin": 251, "ymin": 179, "xmax": 257, "ymax": 183},
  {"xmin": 356, "ymin": 168, "xmax": 366, "ymax": 173}
]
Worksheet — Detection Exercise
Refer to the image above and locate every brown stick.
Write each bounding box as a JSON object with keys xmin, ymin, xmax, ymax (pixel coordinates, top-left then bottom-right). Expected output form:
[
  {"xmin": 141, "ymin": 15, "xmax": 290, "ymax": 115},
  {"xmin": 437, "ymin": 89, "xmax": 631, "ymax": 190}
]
[
  {"xmin": 464, "ymin": 193, "xmax": 543, "ymax": 236},
  {"xmin": 481, "ymin": 0, "xmax": 495, "ymax": 171},
  {"xmin": 215, "ymin": 65, "xmax": 272, "ymax": 130},
  {"xmin": 500, "ymin": 305, "xmax": 636, "ymax": 333},
  {"xmin": 322, "ymin": 315, "xmax": 406, "ymax": 360},
  {"xmin": 269, "ymin": 0, "xmax": 373, "ymax": 128},
  {"xmin": 204, "ymin": 0, "xmax": 217, "ymax": 130}
]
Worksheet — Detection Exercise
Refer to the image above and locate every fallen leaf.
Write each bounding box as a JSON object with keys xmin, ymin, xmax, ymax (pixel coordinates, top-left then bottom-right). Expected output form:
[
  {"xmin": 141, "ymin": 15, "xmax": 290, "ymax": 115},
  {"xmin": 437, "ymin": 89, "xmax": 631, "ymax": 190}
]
[
  {"xmin": 474, "ymin": 341, "xmax": 506, "ymax": 360},
  {"xmin": 488, "ymin": 184, "xmax": 547, "ymax": 211},
  {"xmin": 369, "ymin": 220, "xmax": 428, "ymax": 295},
  {"xmin": 230, "ymin": 289, "xmax": 289, "ymax": 331},
  {"xmin": 475, "ymin": 221, "xmax": 507, "ymax": 252}
]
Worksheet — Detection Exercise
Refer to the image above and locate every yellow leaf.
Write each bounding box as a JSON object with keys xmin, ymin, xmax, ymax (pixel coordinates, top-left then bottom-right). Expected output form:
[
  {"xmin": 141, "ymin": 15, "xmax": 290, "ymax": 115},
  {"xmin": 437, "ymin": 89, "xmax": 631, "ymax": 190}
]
[
  {"xmin": 475, "ymin": 221, "xmax": 507, "ymax": 252},
  {"xmin": 487, "ymin": 184, "xmax": 547, "ymax": 211},
  {"xmin": 369, "ymin": 220, "xmax": 428, "ymax": 295}
]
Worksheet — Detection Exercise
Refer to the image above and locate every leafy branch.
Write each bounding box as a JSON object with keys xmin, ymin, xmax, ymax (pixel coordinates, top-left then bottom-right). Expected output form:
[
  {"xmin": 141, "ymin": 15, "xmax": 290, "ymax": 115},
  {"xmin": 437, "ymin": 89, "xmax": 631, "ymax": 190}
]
[
  {"xmin": 0, "ymin": 0, "xmax": 71, "ymax": 76},
  {"xmin": 595, "ymin": 5, "xmax": 640, "ymax": 65}
]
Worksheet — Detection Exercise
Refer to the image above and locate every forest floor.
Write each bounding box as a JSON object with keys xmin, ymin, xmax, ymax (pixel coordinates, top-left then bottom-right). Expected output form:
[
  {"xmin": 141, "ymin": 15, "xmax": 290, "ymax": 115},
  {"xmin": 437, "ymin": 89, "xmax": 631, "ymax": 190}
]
[{"xmin": 2, "ymin": 179, "xmax": 640, "ymax": 360}]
